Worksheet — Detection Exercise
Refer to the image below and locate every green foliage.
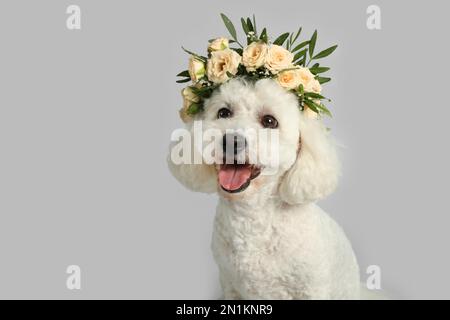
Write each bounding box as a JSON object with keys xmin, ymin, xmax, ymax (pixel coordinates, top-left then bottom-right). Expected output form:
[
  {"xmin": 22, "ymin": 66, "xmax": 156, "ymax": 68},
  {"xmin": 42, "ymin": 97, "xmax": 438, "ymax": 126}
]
[
  {"xmin": 313, "ymin": 45, "xmax": 338, "ymax": 59},
  {"xmin": 177, "ymin": 14, "xmax": 339, "ymax": 118},
  {"xmin": 309, "ymin": 30, "xmax": 317, "ymax": 58},
  {"xmin": 220, "ymin": 13, "xmax": 240, "ymax": 47},
  {"xmin": 259, "ymin": 28, "xmax": 268, "ymax": 43},
  {"xmin": 187, "ymin": 102, "xmax": 202, "ymax": 115},
  {"xmin": 273, "ymin": 32, "xmax": 290, "ymax": 46},
  {"xmin": 181, "ymin": 47, "xmax": 206, "ymax": 62}
]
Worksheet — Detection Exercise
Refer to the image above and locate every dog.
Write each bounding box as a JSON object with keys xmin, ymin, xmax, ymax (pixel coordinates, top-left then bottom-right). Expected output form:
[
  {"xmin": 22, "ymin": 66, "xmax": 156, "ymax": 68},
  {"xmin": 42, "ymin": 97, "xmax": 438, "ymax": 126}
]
[{"xmin": 168, "ymin": 78, "xmax": 360, "ymax": 299}]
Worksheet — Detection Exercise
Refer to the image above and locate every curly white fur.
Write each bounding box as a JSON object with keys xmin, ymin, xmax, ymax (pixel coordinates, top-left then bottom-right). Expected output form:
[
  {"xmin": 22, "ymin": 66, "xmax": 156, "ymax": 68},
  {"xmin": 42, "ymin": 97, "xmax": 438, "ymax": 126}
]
[{"xmin": 168, "ymin": 78, "xmax": 360, "ymax": 299}]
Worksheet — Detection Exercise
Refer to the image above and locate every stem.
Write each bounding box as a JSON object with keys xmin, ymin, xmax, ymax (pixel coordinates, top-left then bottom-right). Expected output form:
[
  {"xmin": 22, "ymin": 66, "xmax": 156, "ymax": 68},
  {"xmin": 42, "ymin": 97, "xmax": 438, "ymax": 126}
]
[{"xmin": 235, "ymin": 39, "xmax": 244, "ymax": 48}]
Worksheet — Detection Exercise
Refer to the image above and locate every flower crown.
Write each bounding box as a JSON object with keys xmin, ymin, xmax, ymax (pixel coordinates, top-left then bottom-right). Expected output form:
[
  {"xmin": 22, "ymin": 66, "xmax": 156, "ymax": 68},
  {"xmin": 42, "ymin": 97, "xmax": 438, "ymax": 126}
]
[{"xmin": 176, "ymin": 14, "xmax": 337, "ymax": 122}]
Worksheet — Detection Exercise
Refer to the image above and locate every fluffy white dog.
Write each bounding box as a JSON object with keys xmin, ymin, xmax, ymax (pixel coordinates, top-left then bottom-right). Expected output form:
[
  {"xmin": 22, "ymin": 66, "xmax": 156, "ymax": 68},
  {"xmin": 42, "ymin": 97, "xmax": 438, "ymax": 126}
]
[{"xmin": 168, "ymin": 78, "xmax": 360, "ymax": 299}]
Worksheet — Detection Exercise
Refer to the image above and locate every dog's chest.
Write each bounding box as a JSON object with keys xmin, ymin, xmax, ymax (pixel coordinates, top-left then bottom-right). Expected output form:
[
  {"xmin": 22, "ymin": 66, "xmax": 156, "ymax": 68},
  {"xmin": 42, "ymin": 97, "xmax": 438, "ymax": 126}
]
[{"xmin": 213, "ymin": 208, "xmax": 288, "ymax": 296}]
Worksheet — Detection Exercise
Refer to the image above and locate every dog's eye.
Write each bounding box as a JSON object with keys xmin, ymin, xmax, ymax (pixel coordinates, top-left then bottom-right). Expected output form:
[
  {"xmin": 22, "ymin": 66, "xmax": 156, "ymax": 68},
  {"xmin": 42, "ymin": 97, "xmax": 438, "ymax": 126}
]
[
  {"xmin": 261, "ymin": 115, "xmax": 278, "ymax": 129},
  {"xmin": 217, "ymin": 108, "xmax": 232, "ymax": 119}
]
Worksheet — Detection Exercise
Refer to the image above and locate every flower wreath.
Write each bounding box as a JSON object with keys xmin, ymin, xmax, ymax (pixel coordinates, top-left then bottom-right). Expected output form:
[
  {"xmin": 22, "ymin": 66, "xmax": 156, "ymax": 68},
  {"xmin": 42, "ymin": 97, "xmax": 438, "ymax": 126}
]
[{"xmin": 176, "ymin": 14, "xmax": 338, "ymax": 123}]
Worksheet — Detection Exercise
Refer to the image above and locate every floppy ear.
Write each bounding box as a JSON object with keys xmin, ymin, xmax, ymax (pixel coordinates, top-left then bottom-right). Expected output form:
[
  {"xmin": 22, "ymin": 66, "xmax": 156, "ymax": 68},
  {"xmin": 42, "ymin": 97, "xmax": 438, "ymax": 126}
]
[
  {"xmin": 279, "ymin": 116, "xmax": 340, "ymax": 205},
  {"xmin": 167, "ymin": 140, "xmax": 218, "ymax": 194}
]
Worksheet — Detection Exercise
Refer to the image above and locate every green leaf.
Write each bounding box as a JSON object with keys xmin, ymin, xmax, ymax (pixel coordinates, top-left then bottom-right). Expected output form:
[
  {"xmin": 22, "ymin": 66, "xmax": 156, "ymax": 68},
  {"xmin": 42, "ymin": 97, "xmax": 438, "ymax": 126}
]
[
  {"xmin": 304, "ymin": 92, "xmax": 330, "ymax": 101},
  {"xmin": 287, "ymin": 33, "xmax": 293, "ymax": 50},
  {"xmin": 312, "ymin": 45, "xmax": 338, "ymax": 60},
  {"xmin": 316, "ymin": 76, "xmax": 331, "ymax": 84},
  {"xmin": 190, "ymin": 86, "xmax": 207, "ymax": 97},
  {"xmin": 241, "ymin": 18, "xmax": 249, "ymax": 34},
  {"xmin": 309, "ymin": 66, "xmax": 330, "ymax": 74},
  {"xmin": 187, "ymin": 103, "xmax": 202, "ymax": 115},
  {"xmin": 312, "ymin": 102, "xmax": 333, "ymax": 118},
  {"xmin": 316, "ymin": 102, "xmax": 332, "ymax": 117},
  {"xmin": 231, "ymin": 47, "xmax": 243, "ymax": 55},
  {"xmin": 292, "ymin": 27, "xmax": 302, "ymax": 44},
  {"xmin": 273, "ymin": 32, "xmax": 290, "ymax": 46},
  {"xmin": 190, "ymin": 85, "xmax": 217, "ymax": 98},
  {"xmin": 316, "ymin": 77, "xmax": 331, "ymax": 84},
  {"xmin": 309, "ymin": 30, "xmax": 317, "ymax": 58},
  {"xmin": 303, "ymin": 99, "xmax": 319, "ymax": 113},
  {"xmin": 293, "ymin": 48, "xmax": 308, "ymax": 62},
  {"xmin": 221, "ymin": 13, "xmax": 238, "ymax": 42},
  {"xmin": 210, "ymin": 38, "xmax": 236, "ymax": 44},
  {"xmin": 226, "ymin": 71, "xmax": 235, "ymax": 79},
  {"xmin": 278, "ymin": 67, "xmax": 302, "ymax": 73},
  {"xmin": 259, "ymin": 28, "xmax": 268, "ymax": 43},
  {"xmin": 292, "ymin": 40, "xmax": 309, "ymax": 52},
  {"xmin": 303, "ymin": 98, "xmax": 332, "ymax": 117},
  {"xmin": 246, "ymin": 18, "xmax": 254, "ymax": 32},
  {"xmin": 195, "ymin": 90, "xmax": 213, "ymax": 98},
  {"xmin": 252, "ymin": 14, "xmax": 257, "ymax": 35},
  {"xmin": 181, "ymin": 47, "xmax": 206, "ymax": 62},
  {"xmin": 176, "ymin": 78, "xmax": 191, "ymax": 83},
  {"xmin": 176, "ymin": 70, "xmax": 190, "ymax": 77}
]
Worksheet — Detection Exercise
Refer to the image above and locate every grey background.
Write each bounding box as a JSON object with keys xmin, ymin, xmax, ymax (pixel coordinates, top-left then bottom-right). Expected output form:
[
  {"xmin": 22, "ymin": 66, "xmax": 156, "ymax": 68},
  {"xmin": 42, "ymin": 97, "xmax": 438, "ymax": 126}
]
[{"xmin": 0, "ymin": 0, "xmax": 449, "ymax": 299}]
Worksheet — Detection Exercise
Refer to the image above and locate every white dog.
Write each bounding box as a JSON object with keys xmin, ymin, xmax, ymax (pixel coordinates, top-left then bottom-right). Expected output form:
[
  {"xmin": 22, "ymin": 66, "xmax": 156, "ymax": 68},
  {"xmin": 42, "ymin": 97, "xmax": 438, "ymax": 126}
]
[{"xmin": 168, "ymin": 78, "xmax": 361, "ymax": 299}]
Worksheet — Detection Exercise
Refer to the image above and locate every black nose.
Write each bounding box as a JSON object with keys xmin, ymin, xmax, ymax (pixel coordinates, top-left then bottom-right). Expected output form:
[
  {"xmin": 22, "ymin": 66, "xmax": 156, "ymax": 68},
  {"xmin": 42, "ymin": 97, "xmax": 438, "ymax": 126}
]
[{"xmin": 222, "ymin": 133, "xmax": 247, "ymax": 155}]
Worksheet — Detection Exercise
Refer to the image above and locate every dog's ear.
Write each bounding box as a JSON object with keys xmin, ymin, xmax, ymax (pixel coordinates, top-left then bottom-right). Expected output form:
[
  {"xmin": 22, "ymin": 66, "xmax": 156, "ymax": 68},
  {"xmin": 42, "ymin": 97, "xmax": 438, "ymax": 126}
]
[
  {"xmin": 167, "ymin": 139, "xmax": 218, "ymax": 194},
  {"xmin": 279, "ymin": 116, "xmax": 340, "ymax": 205}
]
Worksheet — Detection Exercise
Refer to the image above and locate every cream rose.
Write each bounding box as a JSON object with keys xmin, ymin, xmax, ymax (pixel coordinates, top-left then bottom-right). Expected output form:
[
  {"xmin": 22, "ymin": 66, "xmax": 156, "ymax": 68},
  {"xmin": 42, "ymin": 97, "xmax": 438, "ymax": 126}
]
[
  {"xmin": 300, "ymin": 69, "xmax": 322, "ymax": 93},
  {"xmin": 188, "ymin": 56, "xmax": 206, "ymax": 82},
  {"xmin": 276, "ymin": 67, "xmax": 322, "ymax": 92},
  {"xmin": 206, "ymin": 49, "xmax": 242, "ymax": 84},
  {"xmin": 296, "ymin": 67, "xmax": 316, "ymax": 90},
  {"xmin": 307, "ymin": 78, "xmax": 322, "ymax": 93},
  {"xmin": 179, "ymin": 87, "xmax": 200, "ymax": 123},
  {"xmin": 182, "ymin": 87, "xmax": 200, "ymax": 104},
  {"xmin": 242, "ymin": 42, "xmax": 268, "ymax": 72},
  {"xmin": 208, "ymin": 37, "xmax": 229, "ymax": 52},
  {"xmin": 277, "ymin": 68, "xmax": 302, "ymax": 89},
  {"xmin": 264, "ymin": 45, "xmax": 294, "ymax": 73}
]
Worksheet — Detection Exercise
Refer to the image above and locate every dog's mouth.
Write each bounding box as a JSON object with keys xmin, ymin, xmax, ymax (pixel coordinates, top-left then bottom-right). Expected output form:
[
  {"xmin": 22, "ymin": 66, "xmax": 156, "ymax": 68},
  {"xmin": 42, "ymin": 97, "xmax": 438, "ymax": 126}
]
[{"xmin": 218, "ymin": 163, "xmax": 261, "ymax": 193}]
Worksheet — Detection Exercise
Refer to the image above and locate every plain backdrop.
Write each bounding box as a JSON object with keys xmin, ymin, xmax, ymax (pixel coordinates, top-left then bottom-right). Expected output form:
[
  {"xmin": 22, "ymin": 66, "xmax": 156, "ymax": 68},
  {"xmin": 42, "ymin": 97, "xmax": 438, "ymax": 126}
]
[{"xmin": 0, "ymin": 0, "xmax": 449, "ymax": 299}]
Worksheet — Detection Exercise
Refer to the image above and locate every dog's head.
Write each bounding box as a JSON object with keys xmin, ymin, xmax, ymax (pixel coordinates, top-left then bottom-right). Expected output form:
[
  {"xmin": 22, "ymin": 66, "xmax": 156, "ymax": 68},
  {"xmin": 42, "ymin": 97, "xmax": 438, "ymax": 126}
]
[{"xmin": 168, "ymin": 78, "xmax": 340, "ymax": 205}]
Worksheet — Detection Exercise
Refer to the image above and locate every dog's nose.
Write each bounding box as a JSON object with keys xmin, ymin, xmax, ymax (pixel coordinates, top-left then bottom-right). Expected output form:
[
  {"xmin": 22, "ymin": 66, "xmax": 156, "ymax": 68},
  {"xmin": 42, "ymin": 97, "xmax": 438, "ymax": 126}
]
[{"xmin": 222, "ymin": 133, "xmax": 247, "ymax": 155}]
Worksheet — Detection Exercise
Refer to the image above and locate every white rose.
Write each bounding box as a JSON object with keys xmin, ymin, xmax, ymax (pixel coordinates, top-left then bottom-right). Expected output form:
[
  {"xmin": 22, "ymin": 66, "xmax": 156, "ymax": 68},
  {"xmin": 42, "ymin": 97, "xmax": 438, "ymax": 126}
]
[
  {"xmin": 188, "ymin": 56, "xmax": 206, "ymax": 82},
  {"xmin": 242, "ymin": 42, "xmax": 268, "ymax": 72},
  {"xmin": 206, "ymin": 49, "xmax": 242, "ymax": 84},
  {"xmin": 208, "ymin": 37, "xmax": 229, "ymax": 52},
  {"xmin": 264, "ymin": 45, "xmax": 294, "ymax": 73}
]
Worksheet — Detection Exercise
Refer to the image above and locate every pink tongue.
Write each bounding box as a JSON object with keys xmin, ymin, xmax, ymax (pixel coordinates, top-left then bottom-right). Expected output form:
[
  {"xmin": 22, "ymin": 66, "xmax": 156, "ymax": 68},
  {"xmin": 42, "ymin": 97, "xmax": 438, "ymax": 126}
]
[{"xmin": 218, "ymin": 165, "xmax": 252, "ymax": 191}]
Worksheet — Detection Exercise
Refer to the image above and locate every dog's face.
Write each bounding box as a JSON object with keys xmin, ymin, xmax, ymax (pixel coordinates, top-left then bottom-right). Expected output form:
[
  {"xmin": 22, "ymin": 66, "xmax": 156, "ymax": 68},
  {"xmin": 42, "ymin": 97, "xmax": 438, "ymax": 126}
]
[
  {"xmin": 169, "ymin": 78, "xmax": 340, "ymax": 205},
  {"xmin": 201, "ymin": 78, "xmax": 300, "ymax": 197}
]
